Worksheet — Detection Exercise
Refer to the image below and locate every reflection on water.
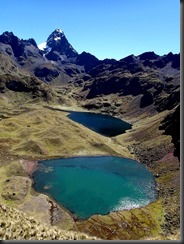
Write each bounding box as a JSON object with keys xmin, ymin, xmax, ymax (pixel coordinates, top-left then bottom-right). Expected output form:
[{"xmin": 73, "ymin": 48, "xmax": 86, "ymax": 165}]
[
  {"xmin": 67, "ymin": 111, "xmax": 132, "ymax": 137},
  {"xmin": 32, "ymin": 156, "xmax": 157, "ymax": 220}
]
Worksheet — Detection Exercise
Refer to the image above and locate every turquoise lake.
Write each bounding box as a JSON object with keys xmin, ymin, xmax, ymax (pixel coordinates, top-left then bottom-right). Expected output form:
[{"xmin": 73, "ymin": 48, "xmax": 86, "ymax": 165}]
[
  {"xmin": 32, "ymin": 156, "xmax": 157, "ymax": 220},
  {"xmin": 67, "ymin": 111, "xmax": 132, "ymax": 137}
]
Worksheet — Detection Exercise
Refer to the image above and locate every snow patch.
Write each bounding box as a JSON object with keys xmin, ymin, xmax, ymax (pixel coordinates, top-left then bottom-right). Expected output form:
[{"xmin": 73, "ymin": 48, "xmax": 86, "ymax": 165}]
[
  {"xmin": 38, "ymin": 42, "xmax": 47, "ymax": 50},
  {"xmin": 54, "ymin": 37, "xmax": 61, "ymax": 41},
  {"xmin": 55, "ymin": 28, "xmax": 63, "ymax": 33}
]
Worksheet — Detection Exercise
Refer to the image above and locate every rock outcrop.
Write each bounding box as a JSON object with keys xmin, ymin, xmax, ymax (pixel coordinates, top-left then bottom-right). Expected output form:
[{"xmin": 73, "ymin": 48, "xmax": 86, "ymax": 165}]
[{"xmin": 0, "ymin": 28, "xmax": 180, "ymax": 240}]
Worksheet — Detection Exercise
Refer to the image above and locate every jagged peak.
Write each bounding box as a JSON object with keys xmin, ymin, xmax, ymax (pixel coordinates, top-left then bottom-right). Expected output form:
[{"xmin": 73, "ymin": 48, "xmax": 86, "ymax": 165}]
[
  {"xmin": 55, "ymin": 28, "xmax": 64, "ymax": 34},
  {"xmin": 0, "ymin": 31, "xmax": 20, "ymax": 44},
  {"xmin": 1, "ymin": 31, "xmax": 14, "ymax": 36},
  {"xmin": 138, "ymin": 51, "xmax": 159, "ymax": 60},
  {"xmin": 44, "ymin": 28, "xmax": 78, "ymax": 58},
  {"xmin": 47, "ymin": 28, "xmax": 65, "ymax": 42}
]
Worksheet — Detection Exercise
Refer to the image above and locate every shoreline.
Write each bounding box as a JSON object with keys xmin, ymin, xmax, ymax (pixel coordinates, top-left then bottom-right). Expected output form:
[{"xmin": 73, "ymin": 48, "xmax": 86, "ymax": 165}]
[{"xmin": 20, "ymin": 159, "xmax": 38, "ymax": 176}]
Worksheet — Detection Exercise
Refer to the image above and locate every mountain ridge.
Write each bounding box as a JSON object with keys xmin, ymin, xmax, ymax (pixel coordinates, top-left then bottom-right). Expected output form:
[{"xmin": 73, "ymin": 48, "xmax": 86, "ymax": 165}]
[
  {"xmin": 0, "ymin": 28, "xmax": 180, "ymax": 240},
  {"xmin": 0, "ymin": 29, "xmax": 180, "ymax": 158}
]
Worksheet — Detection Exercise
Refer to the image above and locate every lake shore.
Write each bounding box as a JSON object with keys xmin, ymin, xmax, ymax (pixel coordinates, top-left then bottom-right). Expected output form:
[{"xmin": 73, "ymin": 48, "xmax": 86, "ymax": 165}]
[
  {"xmin": 0, "ymin": 103, "xmax": 179, "ymax": 240},
  {"xmin": 20, "ymin": 159, "xmax": 38, "ymax": 175}
]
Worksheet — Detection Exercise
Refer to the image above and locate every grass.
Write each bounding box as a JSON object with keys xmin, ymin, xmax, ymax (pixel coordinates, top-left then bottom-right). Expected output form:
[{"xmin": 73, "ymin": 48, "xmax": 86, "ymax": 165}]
[
  {"xmin": 76, "ymin": 199, "xmax": 165, "ymax": 240},
  {"xmin": 0, "ymin": 100, "xmax": 180, "ymax": 240}
]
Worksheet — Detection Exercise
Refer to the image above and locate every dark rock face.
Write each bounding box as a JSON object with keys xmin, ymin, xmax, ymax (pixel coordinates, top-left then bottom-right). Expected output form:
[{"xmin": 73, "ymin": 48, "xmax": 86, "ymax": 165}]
[
  {"xmin": 138, "ymin": 51, "xmax": 159, "ymax": 60},
  {"xmin": 0, "ymin": 29, "xmax": 180, "ymax": 240},
  {"xmin": 45, "ymin": 29, "xmax": 78, "ymax": 60},
  {"xmin": 24, "ymin": 38, "xmax": 38, "ymax": 48},
  {"xmin": 140, "ymin": 91, "xmax": 154, "ymax": 108},
  {"xmin": 165, "ymin": 52, "xmax": 180, "ymax": 69},
  {"xmin": 0, "ymin": 31, "xmax": 43, "ymax": 68},
  {"xmin": 76, "ymin": 52, "xmax": 101, "ymax": 72},
  {"xmin": 45, "ymin": 50, "xmax": 63, "ymax": 61},
  {"xmin": 155, "ymin": 87, "xmax": 180, "ymax": 112},
  {"xmin": 0, "ymin": 29, "xmax": 180, "ymax": 162},
  {"xmin": 0, "ymin": 43, "xmax": 14, "ymax": 56},
  {"xmin": 0, "ymin": 31, "xmax": 25, "ymax": 57},
  {"xmin": 160, "ymin": 105, "xmax": 180, "ymax": 160},
  {"xmin": 34, "ymin": 67, "xmax": 59, "ymax": 82},
  {"xmin": 6, "ymin": 80, "xmax": 31, "ymax": 92},
  {"xmin": 82, "ymin": 51, "xmax": 180, "ymax": 112},
  {"xmin": 118, "ymin": 56, "xmax": 144, "ymax": 74},
  {"xmin": 0, "ymin": 73, "xmax": 55, "ymax": 101}
]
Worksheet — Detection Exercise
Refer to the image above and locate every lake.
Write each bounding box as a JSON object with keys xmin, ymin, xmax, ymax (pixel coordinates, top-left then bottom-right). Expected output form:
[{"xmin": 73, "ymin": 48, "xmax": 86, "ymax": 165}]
[
  {"xmin": 32, "ymin": 156, "xmax": 157, "ymax": 220},
  {"xmin": 67, "ymin": 111, "xmax": 132, "ymax": 137}
]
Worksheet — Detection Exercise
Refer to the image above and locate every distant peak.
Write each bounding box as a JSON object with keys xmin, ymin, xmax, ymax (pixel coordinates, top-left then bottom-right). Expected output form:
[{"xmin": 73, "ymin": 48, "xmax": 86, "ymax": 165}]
[
  {"xmin": 47, "ymin": 29, "xmax": 65, "ymax": 42},
  {"xmin": 44, "ymin": 28, "xmax": 78, "ymax": 58},
  {"xmin": 54, "ymin": 28, "xmax": 64, "ymax": 34},
  {"xmin": 46, "ymin": 29, "xmax": 64, "ymax": 44}
]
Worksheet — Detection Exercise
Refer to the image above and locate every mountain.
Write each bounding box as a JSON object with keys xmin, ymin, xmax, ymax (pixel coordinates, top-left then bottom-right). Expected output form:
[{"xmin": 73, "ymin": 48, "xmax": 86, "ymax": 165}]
[
  {"xmin": 0, "ymin": 31, "xmax": 45, "ymax": 68},
  {"xmin": 0, "ymin": 29, "xmax": 180, "ymax": 163},
  {"xmin": 0, "ymin": 29, "xmax": 180, "ymax": 240},
  {"xmin": 39, "ymin": 29, "xmax": 78, "ymax": 62},
  {"xmin": 0, "ymin": 28, "xmax": 180, "ymax": 166}
]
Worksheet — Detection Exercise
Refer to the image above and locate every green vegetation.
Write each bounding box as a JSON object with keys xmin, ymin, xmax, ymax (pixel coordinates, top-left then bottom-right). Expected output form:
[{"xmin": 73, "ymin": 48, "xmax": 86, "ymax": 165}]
[{"xmin": 0, "ymin": 100, "xmax": 180, "ymax": 240}]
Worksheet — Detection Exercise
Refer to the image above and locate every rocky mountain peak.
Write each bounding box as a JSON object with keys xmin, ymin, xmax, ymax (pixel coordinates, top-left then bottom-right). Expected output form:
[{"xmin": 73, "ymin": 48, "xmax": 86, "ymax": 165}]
[
  {"xmin": 47, "ymin": 28, "xmax": 64, "ymax": 44},
  {"xmin": 0, "ymin": 32, "xmax": 23, "ymax": 55},
  {"xmin": 43, "ymin": 28, "xmax": 78, "ymax": 60},
  {"xmin": 0, "ymin": 31, "xmax": 19, "ymax": 44},
  {"xmin": 138, "ymin": 51, "xmax": 159, "ymax": 60},
  {"xmin": 55, "ymin": 28, "xmax": 64, "ymax": 34}
]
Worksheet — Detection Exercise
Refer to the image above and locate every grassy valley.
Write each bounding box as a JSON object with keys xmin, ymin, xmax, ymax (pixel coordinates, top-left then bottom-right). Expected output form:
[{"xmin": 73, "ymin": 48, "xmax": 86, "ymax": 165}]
[{"xmin": 0, "ymin": 30, "xmax": 180, "ymax": 240}]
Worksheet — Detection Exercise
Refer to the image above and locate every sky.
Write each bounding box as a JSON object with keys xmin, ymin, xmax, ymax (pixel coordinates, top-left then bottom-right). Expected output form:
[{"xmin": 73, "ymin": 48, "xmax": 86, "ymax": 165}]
[{"xmin": 0, "ymin": 0, "xmax": 180, "ymax": 60}]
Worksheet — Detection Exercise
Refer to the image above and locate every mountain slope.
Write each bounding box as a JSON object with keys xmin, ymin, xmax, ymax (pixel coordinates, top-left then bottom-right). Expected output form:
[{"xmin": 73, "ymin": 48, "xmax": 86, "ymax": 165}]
[{"xmin": 0, "ymin": 29, "xmax": 180, "ymax": 240}]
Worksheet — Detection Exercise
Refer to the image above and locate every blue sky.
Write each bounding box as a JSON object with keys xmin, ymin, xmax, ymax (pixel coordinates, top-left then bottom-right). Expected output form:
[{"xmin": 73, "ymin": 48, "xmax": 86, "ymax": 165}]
[{"xmin": 0, "ymin": 0, "xmax": 180, "ymax": 60}]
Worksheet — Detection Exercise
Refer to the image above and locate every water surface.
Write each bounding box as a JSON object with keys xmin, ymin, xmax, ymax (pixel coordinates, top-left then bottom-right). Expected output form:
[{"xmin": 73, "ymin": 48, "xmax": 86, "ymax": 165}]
[
  {"xmin": 67, "ymin": 111, "xmax": 132, "ymax": 137},
  {"xmin": 33, "ymin": 156, "xmax": 157, "ymax": 220}
]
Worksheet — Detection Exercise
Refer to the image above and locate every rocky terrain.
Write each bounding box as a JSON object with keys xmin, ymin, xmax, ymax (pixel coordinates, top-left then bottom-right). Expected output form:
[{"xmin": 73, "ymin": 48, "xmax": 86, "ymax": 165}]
[
  {"xmin": 0, "ymin": 204, "xmax": 98, "ymax": 240},
  {"xmin": 0, "ymin": 29, "xmax": 180, "ymax": 240}
]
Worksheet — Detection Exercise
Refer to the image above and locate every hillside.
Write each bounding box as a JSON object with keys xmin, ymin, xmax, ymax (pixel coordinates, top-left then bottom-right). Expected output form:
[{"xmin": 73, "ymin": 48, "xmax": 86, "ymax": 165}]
[{"xmin": 0, "ymin": 29, "xmax": 180, "ymax": 240}]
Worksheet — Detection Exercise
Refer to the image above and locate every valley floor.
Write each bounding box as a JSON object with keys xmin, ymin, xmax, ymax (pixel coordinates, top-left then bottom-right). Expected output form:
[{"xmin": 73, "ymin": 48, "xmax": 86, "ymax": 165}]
[{"xmin": 0, "ymin": 101, "xmax": 180, "ymax": 240}]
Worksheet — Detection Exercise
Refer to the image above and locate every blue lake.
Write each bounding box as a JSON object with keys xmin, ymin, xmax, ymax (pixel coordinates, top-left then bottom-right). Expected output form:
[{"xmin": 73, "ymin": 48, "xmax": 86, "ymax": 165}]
[
  {"xmin": 67, "ymin": 111, "xmax": 132, "ymax": 137},
  {"xmin": 32, "ymin": 156, "xmax": 157, "ymax": 220}
]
